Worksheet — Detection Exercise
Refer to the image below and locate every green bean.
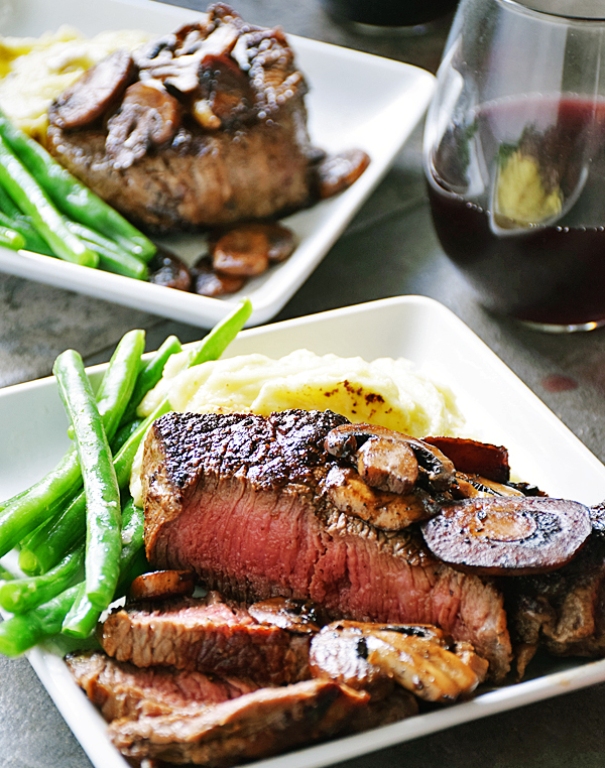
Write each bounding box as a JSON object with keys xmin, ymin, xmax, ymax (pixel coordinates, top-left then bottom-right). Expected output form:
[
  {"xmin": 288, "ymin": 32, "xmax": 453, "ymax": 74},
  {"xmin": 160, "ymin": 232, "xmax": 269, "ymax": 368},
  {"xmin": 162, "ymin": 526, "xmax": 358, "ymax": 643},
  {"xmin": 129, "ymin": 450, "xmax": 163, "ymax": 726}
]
[
  {"xmin": 2, "ymin": 330, "xmax": 144, "ymax": 563},
  {"xmin": 0, "ymin": 584, "xmax": 79, "ymax": 657},
  {"xmin": 187, "ymin": 298, "xmax": 252, "ymax": 367},
  {"xmin": 0, "ymin": 224, "xmax": 24, "ymax": 250},
  {"xmin": 62, "ymin": 500, "xmax": 146, "ymax": 637},
  {"xmin": 65, "ymin": 221, "xmax": 148, "ymax": 280},
  {"xmin": 18, "ymin": 494, "xmax": 85, "ymax": 576},
  {"xmin": 120, "ymin": 334, "xmax": 182, "ymax": 425},
  {"xmin": 111, "ymin": 418, "xmax": 143, "ymax": 454},
  {"xmin": 0, "ymin": 110, "xmax": 156, "ymax": 262},
  {"xmin": 0, "ymin": 178, "xmax": 21, "ymax": 218},
  {"xmin": 68, "ymin": 328, "xmax": 145, "ymax": 442},
  {"xmin": 18, "ymin": 300, "xmax": 252, "ymax": 574},
  {"xmin": 0, "ymin": 451, "xmax": 83, "ymax": 560},
  {"xmin": 53, "ymin": 350, "xmax": 121, "ymax": 612},
  {"xmin": 0, "ymin": 545, "xmax": 83, "ymax": 614},
  {"xmin": 0, "ymin": 135, "xmax": 98, "ymax": 267},
  {"xmin": 0, "ymin": 211, "xmax": 54, "ymax": 255}
]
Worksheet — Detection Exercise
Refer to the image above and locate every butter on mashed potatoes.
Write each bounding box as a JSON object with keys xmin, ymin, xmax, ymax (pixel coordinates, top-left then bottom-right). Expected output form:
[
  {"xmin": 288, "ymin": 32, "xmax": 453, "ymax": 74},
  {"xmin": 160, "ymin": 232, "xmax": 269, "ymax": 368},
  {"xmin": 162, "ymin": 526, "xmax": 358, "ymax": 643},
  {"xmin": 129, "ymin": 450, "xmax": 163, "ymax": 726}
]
[
  {"xmin": 0, "ymin": 26, "xmax": 152, "ymax": 142},
  {"xmin": 130, "ymin": 349, "xmax": 464, "ymax": 506}
]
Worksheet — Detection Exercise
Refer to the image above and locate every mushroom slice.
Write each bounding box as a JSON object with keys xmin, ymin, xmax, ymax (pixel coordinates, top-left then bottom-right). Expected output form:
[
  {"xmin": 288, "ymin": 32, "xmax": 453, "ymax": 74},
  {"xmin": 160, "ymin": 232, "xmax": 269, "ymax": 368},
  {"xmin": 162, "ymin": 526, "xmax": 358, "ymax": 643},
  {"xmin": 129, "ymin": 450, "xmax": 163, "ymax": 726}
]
[
  {"xmin": 421, "ymin": 496, "xmax": 592, "ymax": 576},
  {"xmin": 50, "ymin": 49, "xmax": 136, "ymax": 130},
  {"xmin": 325, "ymin": 424, "xmax": 455, "ymax": 493},
  {"xmin": 248, "ymin": 597, "xmax": 323, "ymax": 634},
  {"xmin": 148, "ymin": 249, "xmax": 192, "ymax": 291},
  {"xmin": 128, "ymin": 570, "xmax": 196, "ymax": 603},
  {"xmin": 191, "ymin": 256, "xmax": 246, "ymax": 296},
  {"xmin": 366, "ymin": 629, "xmax": 488, "ymax": 703},
  {"xmin": 315, "ymin": 148, "xmax": 371, "ymax": 199},
  {"xmin": 106, "ymin": 82, "xmax": 182, "ymax": 170},
  {"xmin": 424, "ymin": 436, "xmax": 510, "ymax": 484},
  {"xmin": 309, "ymin": 622, "xmax": 394, "ymax": 699},
  {"xmin": 454, "ymin": 472, "xmax": 525, "ymax": 499},
  {"xmin": 211, "ymin": 222, "xmax": 295, "ymax": 277},
  {"xmin": 310, "ymin": 621, "xmax": 487, "ymax": 704},
  {"xmin": 324, "ymin": 465, "xmax": 439, "ymax": 531}
]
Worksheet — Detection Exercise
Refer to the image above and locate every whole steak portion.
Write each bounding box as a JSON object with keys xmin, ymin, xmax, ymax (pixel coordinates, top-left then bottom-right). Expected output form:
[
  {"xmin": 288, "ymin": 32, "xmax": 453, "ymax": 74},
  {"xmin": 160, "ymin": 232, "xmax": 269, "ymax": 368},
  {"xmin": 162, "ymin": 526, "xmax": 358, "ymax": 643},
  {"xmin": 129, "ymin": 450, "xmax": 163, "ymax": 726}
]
[
  {"xmin": 142, "ymin": 410, "xmax": 512, "ymax": 680},
  {"xmin": 46, "ymin": 5, "xmax": 315, "ymax": 232}
]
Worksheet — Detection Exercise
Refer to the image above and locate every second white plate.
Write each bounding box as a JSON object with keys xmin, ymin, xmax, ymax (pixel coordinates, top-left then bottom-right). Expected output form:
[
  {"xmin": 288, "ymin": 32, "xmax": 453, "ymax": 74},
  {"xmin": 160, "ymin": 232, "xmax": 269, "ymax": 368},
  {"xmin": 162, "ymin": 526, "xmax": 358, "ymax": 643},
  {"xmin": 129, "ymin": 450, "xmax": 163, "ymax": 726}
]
[{"xmin": 0, "ymin": 0, "xmax": 435, "ymax": 328}]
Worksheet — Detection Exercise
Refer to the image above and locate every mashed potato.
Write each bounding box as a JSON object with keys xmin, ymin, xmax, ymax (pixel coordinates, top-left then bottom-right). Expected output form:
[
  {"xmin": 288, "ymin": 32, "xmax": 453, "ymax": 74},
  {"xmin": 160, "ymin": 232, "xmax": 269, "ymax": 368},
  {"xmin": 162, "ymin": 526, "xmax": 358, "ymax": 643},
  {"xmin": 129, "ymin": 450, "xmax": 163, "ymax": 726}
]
[
  {"xmin": 130, "ymin": 349, "xmax": 464, "ymax": 506},
  {"xmin": 0, "ymin": 26, "xmax": 152, "ymax": 142}
]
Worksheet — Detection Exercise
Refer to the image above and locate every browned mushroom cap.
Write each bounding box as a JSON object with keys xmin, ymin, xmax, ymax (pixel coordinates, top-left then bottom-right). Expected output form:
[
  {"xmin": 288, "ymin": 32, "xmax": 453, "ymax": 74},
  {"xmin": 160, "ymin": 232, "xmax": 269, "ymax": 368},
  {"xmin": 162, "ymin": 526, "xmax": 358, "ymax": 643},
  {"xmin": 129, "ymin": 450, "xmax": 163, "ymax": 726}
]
[
  {"xmin": 105, "ymin": 82, "xmax": 182, "ymax": 170},
  {"xmin": 324, "ymin": 465, "xmax": 439, "ymax": 531},
  {"xmin": 424, "ymin": 436, "xmax": 510, "ymax": 484},
  {"xmin": 148, "ymin": 248, "xmax": 192, "ymax": 291},
  {"xmin": 127, "ymin": 570, "xmax": 196, "ymax": 602},
  {"xmin": 421, "ymin": 496, "xmax": 592, "ymax": 576},
  {"xmin": 325, "ymin": 424, "xmax": 455, "ymax": 493},
  {"xmin": 315, "ymin": 148, "xmax": 371, "ymax": 199},
  {"xmin": 212, "ymin": 223, "xmax": 296, "ymax": 277},
  {"xmin": 191, "ymin": 256, "xmax": 246, "ymax": 297},
  {"xmin": 310, "ymin": 620, "xmax": 487, "ymax": 704},
  {"xmin": 50, "ymin": 49, "xmax": 136, "ymax": 130},
  {"xmin": 248, "ymin": 597, "xmax": 324, "ymax": 634}
]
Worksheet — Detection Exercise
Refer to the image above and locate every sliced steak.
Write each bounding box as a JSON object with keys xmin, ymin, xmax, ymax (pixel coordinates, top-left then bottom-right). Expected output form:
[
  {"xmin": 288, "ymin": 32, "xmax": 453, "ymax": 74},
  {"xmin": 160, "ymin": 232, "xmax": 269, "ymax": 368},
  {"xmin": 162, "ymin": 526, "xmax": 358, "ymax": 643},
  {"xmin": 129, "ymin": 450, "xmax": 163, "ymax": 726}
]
[
  {"xmin": 142, "ymin": 410, "xmax": 512, "ymax": 680},
  {"xmin": 66, "ymin": 651, "xmax": 257, "ymax": 722},
  {"xmin": 99, "ymin": 593, "xmax": 311, "ymax": 686},
  {"xmin": 108, "ymin": 679, "xmax": 368, "ymax": 766},
  {"xmin": 508, "ymin": 535, "xmax": 605, "ymax": 676}
]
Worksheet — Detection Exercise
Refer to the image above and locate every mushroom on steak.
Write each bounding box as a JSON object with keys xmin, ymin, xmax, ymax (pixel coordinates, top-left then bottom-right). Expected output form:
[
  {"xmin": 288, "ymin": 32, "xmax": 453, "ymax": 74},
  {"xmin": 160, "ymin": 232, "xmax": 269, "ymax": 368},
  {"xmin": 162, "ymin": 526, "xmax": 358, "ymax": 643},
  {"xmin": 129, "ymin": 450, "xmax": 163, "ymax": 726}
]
[
  {"xmin": 324, "ymin": 424, "xmax": 456, "ymax": 494},
  {"xmin": 310, "ymin": 620, "xmax": 488, "ymax": 704},
  {"xmin": 324, "ymin": 465, "xmax": 440, "ymax": 531},
  {"xmin": 421, "ymin": 496, "xmax": 592, "ymax": 576},
  {"xmin": 50, "ymin": 49, "xmax": 136, "ymax": 130}
]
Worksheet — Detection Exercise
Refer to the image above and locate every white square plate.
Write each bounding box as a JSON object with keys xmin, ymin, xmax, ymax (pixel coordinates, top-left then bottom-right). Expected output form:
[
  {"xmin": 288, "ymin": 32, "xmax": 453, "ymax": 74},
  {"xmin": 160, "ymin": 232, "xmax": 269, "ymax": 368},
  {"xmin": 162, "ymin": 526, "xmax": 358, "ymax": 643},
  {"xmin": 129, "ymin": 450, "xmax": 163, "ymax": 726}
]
[
  {"xmin": 0, "ymin": 0, "xmax": 435, "ymax": 328},
  {"xmin": 2, "ymin": 295, "xmax": 605, "ymax": 768}
]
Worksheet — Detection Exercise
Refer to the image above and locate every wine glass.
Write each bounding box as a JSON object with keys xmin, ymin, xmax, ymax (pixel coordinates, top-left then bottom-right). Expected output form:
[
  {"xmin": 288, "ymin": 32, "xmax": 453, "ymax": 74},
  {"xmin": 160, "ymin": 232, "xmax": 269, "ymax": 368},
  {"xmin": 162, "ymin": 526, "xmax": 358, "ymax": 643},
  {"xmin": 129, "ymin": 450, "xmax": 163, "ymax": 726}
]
[{"xmin": 424, "ymin": 0, "xmax": 605, "ymax": 331}]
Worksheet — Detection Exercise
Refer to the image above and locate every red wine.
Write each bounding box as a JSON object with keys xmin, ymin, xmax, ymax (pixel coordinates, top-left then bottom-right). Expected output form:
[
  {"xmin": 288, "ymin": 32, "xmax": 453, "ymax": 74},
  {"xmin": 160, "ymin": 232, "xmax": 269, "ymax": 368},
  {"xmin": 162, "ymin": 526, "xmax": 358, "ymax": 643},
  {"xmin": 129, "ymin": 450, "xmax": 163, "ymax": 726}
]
[{"xmin": 428, "ymin": 96, "xmax": 605, "ymax": 327}]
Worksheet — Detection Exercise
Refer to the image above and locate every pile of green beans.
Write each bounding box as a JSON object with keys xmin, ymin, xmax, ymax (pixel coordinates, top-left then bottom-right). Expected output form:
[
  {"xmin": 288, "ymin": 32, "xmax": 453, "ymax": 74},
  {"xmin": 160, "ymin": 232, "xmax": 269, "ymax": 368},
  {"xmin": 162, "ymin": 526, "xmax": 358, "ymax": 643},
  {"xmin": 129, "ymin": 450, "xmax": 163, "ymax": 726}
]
[
  {"xmin": 0, "ymin": 298, "xmax": 252, "ymax": 653},
  {"xmin": 0, "ymin": 109, "xmax": 155, "ymax": 277}
]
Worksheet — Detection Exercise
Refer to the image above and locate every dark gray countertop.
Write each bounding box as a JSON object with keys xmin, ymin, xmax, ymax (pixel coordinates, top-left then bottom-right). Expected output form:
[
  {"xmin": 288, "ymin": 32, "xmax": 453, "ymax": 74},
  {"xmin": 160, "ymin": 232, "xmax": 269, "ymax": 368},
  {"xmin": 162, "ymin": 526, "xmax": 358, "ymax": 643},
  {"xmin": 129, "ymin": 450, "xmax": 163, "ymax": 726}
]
[{"xmin": 2, "ymin": 1, "xmax": 605, "ymax": 767}]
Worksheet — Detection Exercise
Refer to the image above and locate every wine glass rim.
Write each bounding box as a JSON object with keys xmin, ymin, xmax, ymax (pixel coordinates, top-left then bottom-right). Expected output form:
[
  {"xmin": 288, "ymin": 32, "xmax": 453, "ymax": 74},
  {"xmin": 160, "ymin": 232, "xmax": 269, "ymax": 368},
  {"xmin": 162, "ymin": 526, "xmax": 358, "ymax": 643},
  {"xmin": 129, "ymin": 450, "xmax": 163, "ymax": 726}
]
[{"xmin": 503, "ymin": 0, "xmax": 605, "ymax": 21}]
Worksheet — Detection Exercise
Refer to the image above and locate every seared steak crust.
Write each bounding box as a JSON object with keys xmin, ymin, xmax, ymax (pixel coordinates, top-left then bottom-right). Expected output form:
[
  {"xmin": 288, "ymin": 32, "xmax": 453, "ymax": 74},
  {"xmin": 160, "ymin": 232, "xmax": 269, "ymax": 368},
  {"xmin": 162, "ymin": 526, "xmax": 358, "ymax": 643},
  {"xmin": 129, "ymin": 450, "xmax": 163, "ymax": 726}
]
[
  {"xmin": 109, "ymin": 679, "xmax": 367, "ymax": 766},
  {"xmin": 99, "ymin": 595, "xmax": 311, "ymax": 685},
  {"xmin": 143, "ymin": 410, "xmax": 512, "ymax": 680}
]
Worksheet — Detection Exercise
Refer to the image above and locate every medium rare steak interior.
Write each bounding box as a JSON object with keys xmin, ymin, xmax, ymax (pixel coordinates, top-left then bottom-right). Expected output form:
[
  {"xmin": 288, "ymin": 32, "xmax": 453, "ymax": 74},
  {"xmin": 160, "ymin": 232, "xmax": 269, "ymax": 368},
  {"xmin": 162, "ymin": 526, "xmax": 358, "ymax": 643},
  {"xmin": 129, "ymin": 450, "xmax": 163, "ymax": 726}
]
[
  {"xmin": 142, "ymin": 409, "xmax": 513, "ymax": 680},
  {"xmin": 46, "ymin": 4, "xmax": 322, "ymax": 233}
]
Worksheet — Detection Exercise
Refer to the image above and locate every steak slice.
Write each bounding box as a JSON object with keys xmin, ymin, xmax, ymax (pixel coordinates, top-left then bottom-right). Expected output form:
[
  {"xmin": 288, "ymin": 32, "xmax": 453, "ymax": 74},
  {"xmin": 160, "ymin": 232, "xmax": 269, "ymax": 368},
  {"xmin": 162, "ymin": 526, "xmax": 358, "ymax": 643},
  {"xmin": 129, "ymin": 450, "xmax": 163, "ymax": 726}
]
[
  {"xmin": 508, "ymin": 535, "xmax": 605, "ymax": 676},
  {"xmin": 98, "ymin": 592, "xmax": 311, "ymax": 686},
  {"xmin": 142, "ymin": 410, "xmax": 512, "ymax": 680},
  {"xmin": 66, "ymin": 651, "xmax": 257, "ymax": 722},
  {"xmin": 108, "ymin": 679, "xmax": 368, "ymax": 766}
]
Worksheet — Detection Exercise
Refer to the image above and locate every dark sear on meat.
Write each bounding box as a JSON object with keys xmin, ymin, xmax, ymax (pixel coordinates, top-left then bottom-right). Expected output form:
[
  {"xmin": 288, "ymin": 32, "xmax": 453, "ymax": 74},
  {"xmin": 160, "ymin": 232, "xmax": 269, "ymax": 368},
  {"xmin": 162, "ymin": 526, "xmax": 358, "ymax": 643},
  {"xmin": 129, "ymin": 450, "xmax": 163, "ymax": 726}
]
[
  {"xmin": 142, "ymin": 410, "xmax": 513, "ymax": 680},
  {"xmin": 46, "ymin": 3, "xmax": 370, "ymax": 234}
]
